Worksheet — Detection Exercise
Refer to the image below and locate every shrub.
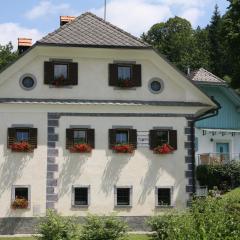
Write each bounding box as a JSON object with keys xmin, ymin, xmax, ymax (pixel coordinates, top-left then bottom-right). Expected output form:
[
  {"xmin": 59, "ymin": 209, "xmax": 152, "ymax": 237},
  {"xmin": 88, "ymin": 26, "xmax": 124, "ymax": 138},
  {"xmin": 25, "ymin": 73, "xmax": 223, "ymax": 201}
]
[
  {"xmin": 79, "ymin": 214, "xmax": 128, "ymax": 240},
  {"xmin": 196, "ymin": 161, "xmax": 240, "ymax": 190},
  {"xmin": 37, "ymin": 210, "xmax": 80, "ymax": 240}
]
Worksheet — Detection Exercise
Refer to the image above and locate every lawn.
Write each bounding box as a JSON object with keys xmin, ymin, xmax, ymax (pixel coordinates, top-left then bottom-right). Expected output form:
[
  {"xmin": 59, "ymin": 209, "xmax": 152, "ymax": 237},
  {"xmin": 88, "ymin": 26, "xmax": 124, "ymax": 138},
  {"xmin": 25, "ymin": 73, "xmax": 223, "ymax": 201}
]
[{"xmin": 0, "ymin": 235, "xmax": 150, "ymax": 240}]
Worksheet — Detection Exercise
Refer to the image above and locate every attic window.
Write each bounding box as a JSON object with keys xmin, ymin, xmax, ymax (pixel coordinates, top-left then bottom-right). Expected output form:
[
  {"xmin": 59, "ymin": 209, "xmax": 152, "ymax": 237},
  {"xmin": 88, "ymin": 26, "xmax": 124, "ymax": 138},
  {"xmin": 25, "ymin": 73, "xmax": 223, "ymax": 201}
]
[
  {"xmin": 53, "ymin": 63, "xmax": 68, "ymax": 85},
  {"xmin": 19, "ymin": 74, "xmax": 37, "ymax": 90}
]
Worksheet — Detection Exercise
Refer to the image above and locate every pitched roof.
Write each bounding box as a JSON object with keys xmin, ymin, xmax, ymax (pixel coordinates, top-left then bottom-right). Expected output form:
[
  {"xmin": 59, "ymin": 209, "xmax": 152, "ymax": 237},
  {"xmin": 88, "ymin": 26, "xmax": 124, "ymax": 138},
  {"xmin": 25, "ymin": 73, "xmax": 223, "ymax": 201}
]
[
  {"xmin": 190, "ymin": 68, "xmax": 227, "ymax": 85},
  {"xmin": 37, "ymin": 12, "xmax": 151, "ymax": 49}
]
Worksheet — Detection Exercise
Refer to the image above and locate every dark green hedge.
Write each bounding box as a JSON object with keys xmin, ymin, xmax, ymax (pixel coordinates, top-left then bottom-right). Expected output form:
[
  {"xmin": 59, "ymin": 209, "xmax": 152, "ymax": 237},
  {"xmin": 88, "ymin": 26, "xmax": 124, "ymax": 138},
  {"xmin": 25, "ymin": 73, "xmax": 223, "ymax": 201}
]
[{"xmin": 196, "ymin": 161, "xmax": 240, "ymax": 190}]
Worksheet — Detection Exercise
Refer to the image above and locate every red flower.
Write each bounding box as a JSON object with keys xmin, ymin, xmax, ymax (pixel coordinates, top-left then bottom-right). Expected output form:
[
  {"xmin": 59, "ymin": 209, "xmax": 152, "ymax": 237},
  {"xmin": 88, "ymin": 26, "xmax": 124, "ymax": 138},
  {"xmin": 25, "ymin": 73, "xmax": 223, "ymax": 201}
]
[
  {"xmin": 112, "ymin": 144, "xmax": 134, "ymax": 153},
  {"xmin": 10, "ymin": 142, "xmax": 33, "ymax": 152},
  {"xmin": 153, "ymin": 144, "xmax": 174, "ymax": 154},
  {"xmin": 70, "ymin": 143, "xmax": 92, "ymax": 153},
  {"xmin": 117, "ymin": 79, "xmax": 134, "ymax": 88},
  {"xmin": 11, "ymin": 197, "xmax": 28, "ymax": 210}
]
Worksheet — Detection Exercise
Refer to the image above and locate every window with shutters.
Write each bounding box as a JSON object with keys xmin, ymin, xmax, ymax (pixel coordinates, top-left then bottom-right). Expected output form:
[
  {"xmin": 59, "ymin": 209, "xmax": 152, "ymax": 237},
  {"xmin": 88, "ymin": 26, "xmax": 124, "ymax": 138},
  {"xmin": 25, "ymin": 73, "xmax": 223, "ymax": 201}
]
[
  {"xmin": 115, "ymin": 186, "xmax": 132, "ymax": 207},
  {"xmin": 109, "ymin": 63, "xmax": 141, "ymax": 88},
  {"xmin": 44, "ymin": 61, "xmax": 78, "ymax": 86},
  {"xmin": 8, "ymin": 128, "xmax": 38, "ymax": 152},
  {"xmin": 11, "ymin": 185, "xmax": 30, "ymax": 210},
  {"xmin": 72, "ymin": 186, "xmax": 90, "ymax": 207},
  {"xmin": 155, "ymin": 187, "xmax": 173, "ymax": 207},
  {"xmin": 116, "ymin": 130, "xmax": 129, "ymax": 144}
]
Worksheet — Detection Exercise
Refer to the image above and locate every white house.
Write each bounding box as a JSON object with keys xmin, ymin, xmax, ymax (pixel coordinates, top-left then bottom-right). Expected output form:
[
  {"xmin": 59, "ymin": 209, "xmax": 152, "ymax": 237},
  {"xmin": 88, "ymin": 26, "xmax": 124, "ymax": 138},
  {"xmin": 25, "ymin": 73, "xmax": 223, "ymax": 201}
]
[{"xmin": 0, "ymin": 13, "xmax": 216, "ymax": 233}]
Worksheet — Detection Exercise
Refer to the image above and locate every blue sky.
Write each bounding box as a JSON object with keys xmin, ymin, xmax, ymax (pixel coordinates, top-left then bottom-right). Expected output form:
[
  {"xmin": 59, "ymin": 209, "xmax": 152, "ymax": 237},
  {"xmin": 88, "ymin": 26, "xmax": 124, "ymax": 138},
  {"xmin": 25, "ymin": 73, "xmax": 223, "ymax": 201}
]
[{"xmin": 0, "ymin": 0, "xmax": 229, "ymax": 48}]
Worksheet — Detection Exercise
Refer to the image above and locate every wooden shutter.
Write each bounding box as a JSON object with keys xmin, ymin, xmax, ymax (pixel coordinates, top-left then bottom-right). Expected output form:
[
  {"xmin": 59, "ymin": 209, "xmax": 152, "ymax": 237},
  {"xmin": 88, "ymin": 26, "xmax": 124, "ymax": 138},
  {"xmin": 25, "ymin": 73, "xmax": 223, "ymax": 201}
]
[
  {"xmin": 132, "ymin": 64, "xmax": 142, "ymax": 87},
  {"xmin": 169, "ymin": 130, "xmax": 177, "ymax": 150},
  {"xmin": 109, "ymin": 129, "xmax": 117, "ymax": 149},
  {"xmin": 44, "ymin": 62, "xmax": 54, "ymax": 84},
  {"xmin": 149, "ymin": 130, "xmax": 158, "ymax": 150},
  {"xmin": 7, "ymin": 128, "xmax": 16, "ymax": 148},
  {"xmin": 109, "ymin": 64, "xmax": 118, "ymax": 86},
  {"xmin": 87, "ymin": 129, "xmax": 95, "ymax": 149},
  {"xmin": 69, "ymin": 62, "xmax": 78, "ymax": 85},
  {"xmin": 129, "ymin": 129, "xmax": 137, "ymax": 149},
  {"xmin": 66, "ymin": 128, "xmax": 74, "ymax": 149},
  {"xmin": 29, "ymin": 128, "xmax": 38, "ymax": 149}
]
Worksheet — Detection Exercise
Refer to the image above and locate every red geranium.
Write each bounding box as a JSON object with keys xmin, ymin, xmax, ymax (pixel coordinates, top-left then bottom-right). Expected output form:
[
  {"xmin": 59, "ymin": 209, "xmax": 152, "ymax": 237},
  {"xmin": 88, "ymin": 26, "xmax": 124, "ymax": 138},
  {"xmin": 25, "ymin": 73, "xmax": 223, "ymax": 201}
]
[
  {"xmin": 153, "ymin": 144, "xmax": 174, "ymax": 154},
  {"xmin": 52, "ymin": 75, "xmax": 66, "ymax": 87},
  {"xmin": 11, "ymin": 141, "xmax": 33, "ymax": 152},
  {"xmin": 117, "ymin": 79, "xmax": 134, "ymax": 88},
  {"xmin": 112, "ymin": 144, "xmax": 134, "ymax": 153},
  {"xmin": 11, "ymin": 197, "xmax": 28, "ymax": 210},
  {"xmin": 70, "ymin": 143, "xmax": 92, "ymax": 153}
]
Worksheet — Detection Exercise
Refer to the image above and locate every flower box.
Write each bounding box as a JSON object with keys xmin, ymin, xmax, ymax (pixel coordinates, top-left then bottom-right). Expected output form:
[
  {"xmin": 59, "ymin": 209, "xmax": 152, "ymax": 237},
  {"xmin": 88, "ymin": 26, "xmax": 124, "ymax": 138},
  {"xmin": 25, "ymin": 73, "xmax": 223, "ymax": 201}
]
[
  {"xmin": 117, "ymin": 79, "xmax": 134, "ymax": 88},
  {"xmin": 153, "ymin": 144, "xmax": 174, "ymax": 154},
  {"xmin": 70, "ymin": 143, "xmax": 92, "ymax": 153},
  {"xmin": 112, "ymin": 144, "xmax": 134, "ymax": 153},
  {"xmin": 10, "ymin": 142, "xmax": 33, "ymax": 152},
  {"xmin": 52, "ymin": 75, "xmax": 67, "ymax": 86},
  {"xmin": 11, "ymin": 198, "xmax": 28, "ymax": 210}
]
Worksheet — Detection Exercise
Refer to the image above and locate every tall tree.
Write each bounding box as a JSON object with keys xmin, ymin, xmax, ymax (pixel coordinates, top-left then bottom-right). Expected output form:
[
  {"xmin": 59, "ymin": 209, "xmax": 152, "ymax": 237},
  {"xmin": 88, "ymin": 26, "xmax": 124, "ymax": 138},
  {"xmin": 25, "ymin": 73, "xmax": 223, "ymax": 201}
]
[{"xmin": 0, "ymin": 42, "xmax": 18, "ymax": 71}]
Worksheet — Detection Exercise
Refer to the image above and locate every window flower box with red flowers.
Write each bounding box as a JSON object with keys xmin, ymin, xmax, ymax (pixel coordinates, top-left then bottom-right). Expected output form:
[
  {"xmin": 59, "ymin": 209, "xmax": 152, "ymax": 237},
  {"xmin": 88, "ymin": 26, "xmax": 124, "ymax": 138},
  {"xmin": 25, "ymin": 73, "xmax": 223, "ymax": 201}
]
[
  {"xmin": 153, "ymin": 144, "xmax": 174, "ymax": 154},
  {"xmin": 11, "ymin": 197, "xmax": 28, "ymax": 210},
  {"xmin": 117, "ymin": 79, "xmax": 135, "ymax": 88},
  {"xmin": 52, "ymin": 75, "xmax": 67, "ymax": 87},
  {"xmin": 69, "ymin": 143, "xmax": 92, "ymax": 153},
  {"xmin": 112, "ymin": 144, "xmax": 134, "ymax": 153},
  {"xmin": 10, "ymin": 142, "xmax": 33, "ymax": 152}
]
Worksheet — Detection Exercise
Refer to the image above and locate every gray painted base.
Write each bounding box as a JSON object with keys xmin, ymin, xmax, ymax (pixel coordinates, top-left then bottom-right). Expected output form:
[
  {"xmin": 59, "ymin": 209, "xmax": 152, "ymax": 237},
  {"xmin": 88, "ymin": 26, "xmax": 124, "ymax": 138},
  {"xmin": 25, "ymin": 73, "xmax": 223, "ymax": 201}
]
[{"xmin": 0, "ymin": 216, "xmax": 150, "ymax": 235}]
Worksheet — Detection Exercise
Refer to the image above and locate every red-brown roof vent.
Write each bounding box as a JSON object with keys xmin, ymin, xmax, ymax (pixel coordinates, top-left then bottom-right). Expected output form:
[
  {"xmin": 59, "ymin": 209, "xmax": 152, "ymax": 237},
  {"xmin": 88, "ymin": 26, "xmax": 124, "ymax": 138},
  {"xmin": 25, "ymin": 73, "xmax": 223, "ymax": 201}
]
[
  {"xmin": 18, "ymin": 38, "xmax": 32, "ymax": 54},
  {"xmin": 60, "ymin": 16, "xmax": 76, "ymax": 26}
]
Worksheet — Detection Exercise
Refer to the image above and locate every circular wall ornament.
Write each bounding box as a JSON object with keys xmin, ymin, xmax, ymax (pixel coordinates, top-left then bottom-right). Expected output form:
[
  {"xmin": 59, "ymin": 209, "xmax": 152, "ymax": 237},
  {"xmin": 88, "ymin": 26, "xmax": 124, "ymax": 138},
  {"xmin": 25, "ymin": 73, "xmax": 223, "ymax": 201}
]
[
  {"xmin": 148, "ymin": 78, "xmax": 164, "ymax": 94},
  {"xmin": 19, "ymin": 74, "xmax": 37, "ymax": 90}
]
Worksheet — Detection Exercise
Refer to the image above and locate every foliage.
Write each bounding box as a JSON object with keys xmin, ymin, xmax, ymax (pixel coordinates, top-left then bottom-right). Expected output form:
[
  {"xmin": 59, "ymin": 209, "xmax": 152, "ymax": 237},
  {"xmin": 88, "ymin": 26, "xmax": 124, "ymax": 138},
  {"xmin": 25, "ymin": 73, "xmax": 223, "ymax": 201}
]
[
  {"xmin": 196, "ymin": 161, "xmax": 240, "ymax": 190},
  {"xmin": 153, "ymin": 144, "xmax": 174, "ymax": 154},
  {"xmin": 37, "ymin": 210, "xmax": 80, "ymax": 240},
  {"xmin": 11, "ymin": 197, "xmax": 28, "ymax": 209},
  {"xmin": 112, "ymin": 144, "xmax": 134, "ymax": 153},
  {"xmin": 0, "ymin": 42, "xmax": 18, "ymax": 71},
  {"xmin": 79, "ymin": 214, "xmax": 128, "ymax": 240},
  {"xmin": 148, "ymin": 188, "xmax": 240, "ymax": 240},
  {"xmin": 70, "ymin": 143, "xmax": 92, "ymax": 153}
]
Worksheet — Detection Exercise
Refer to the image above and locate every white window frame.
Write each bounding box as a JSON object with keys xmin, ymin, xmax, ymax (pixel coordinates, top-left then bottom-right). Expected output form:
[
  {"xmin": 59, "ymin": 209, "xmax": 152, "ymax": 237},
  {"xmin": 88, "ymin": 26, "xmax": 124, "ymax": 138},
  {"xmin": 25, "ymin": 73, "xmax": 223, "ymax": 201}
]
[
  {"xmin": 11, "ymin": 185, "xmax": 31, "ymax": 209},
  {"xmin": 72, "ymin": 185, "xmax": 90, "ymax": 208},
  {"xmin": 155, "ymin": 186, "xmax": 174, "ymax": 208},
  {"xmin": 114, "ymin": 185, "xmax": 133, "ymax": 208}
]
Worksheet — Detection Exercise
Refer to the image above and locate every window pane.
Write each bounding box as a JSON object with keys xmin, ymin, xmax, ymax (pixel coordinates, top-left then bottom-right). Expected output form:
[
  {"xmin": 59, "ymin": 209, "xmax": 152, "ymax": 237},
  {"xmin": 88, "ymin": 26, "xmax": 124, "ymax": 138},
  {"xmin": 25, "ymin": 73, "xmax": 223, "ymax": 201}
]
[
  {"xmin": 75, "ymin": 188, "xmax": 88, "ymax": 205},
  {"xmin": 54, "ymin": 64, "xmax": 68, "ymax": 80},
  {"xmin": 15, "ymin": 188, "xmax": 28, "ymax": 200},
  {"xmin": 151, "ymin": 81, "xmax": 161, "ymax": 92},
  {"xmin": 22, "ymin": 77, "xmax": 34, "ymax": 88},
  {"xmin": 118, "ymin": 66, "xmax": 131, "ymax": 81},
  {"xmin": 116, "ymin": 131, "xmax": 128, "ymax": 144},
  {"xmin": 16, "ymin": 131, "xmax": 29, "ymax": 142},
  {"xmin": 117, "ymin": 188, "xmax": 130, "ymax": 206},
  {"xmin": 158, "ymin": 188, "xmax": 171, "ymax": 206},
  {"xmin": 73, "ymin": 130, "xmax": 86, "ymax": 144},
  {"xmin": 156, "ymin": 131, "xmax": 169, "ymax": 146}
]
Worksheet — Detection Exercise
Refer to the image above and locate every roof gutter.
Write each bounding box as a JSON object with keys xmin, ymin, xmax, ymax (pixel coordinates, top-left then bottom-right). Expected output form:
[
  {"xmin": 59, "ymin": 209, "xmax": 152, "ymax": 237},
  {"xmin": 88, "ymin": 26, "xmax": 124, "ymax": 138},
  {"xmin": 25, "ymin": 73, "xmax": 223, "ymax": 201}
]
[{"xmin": 189, "ymin": 96, "xmax": 221, "ymax": 194}]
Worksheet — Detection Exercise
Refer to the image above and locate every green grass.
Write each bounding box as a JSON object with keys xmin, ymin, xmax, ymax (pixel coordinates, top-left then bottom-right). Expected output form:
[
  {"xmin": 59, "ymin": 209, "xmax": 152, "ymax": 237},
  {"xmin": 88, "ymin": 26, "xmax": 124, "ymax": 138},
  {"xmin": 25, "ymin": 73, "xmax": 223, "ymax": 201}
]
[{"xmin": 0, "ymin": 235, "xmax": 150, "ymax": 240}]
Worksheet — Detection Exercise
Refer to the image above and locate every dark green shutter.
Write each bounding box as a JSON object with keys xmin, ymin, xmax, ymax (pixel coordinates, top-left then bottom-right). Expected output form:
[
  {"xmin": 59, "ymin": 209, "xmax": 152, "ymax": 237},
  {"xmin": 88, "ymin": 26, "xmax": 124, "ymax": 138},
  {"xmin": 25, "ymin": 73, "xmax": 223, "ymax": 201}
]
[
  {"xmin": 87, "ymin": 129, "xmax": 95, "ymax": 149},
  {"xmin": 109, "ymin": 64, "xmax": 118, "ymax": 86},
  {"xmin": 169, "ymin": 130, "xmax": 177, "ymax": 150},
  {"xmin": 132, "ymin": 64, "xmax": 142, "ymax": 87},
  {"xmin": 109, "ymin": 129, "xmax": 117, "ymax": 149},
  {"xmin": 69, "ymin": 62, "xmax": 78, "ymax": 85},
  {"xmin": 44, "ymin": 62, "xmax": 54, "ymax": 84},
  {"xmin": 149, "ymin": 130, "xmax": 158, "ymax": 150},
  {"xmin": 7, "ymin": 128, "xmax": 16, "ymax": 148},
  {"xmin": 129, "ymin": 129, "xmax": 137, "ymax": 149},
  {"xmin": 29, "ymin": 128, "xmax": 38, "ymax": 149},
  {"xmin": 66, "ymin": 129, "xmax": 74, "ymax": 149}
]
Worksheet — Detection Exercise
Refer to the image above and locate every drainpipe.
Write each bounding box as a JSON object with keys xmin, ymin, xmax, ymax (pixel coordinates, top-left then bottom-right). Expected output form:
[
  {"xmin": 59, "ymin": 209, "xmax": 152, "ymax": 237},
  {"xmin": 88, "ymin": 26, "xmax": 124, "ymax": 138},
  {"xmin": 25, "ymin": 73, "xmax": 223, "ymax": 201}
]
[{"xmin": 190, "ymin": 96, "xmax": 221, "ymax": 193}]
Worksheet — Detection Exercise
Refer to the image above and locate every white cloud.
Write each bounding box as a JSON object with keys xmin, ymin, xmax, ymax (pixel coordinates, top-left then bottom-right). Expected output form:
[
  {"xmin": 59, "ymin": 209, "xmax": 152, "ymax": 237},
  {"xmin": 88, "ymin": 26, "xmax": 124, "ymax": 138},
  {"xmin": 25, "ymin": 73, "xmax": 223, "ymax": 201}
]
[
  {"xmin": 92, "ymin": 0, "xmax": 172, "ymax": 36},
  {"xmin": 181, "ymin": 8, "xmax": 204, "ymax": 27},
  {"xmin": 25, "ymin": 0, "xmax": 75, "ymax": 20},
  {"xmin": 0, "ymin": 23, "xmax": 43, "ymax": 49},
  {"xmin": 157, "ymin": 0, "xmax": 211, "ymax": 8}
]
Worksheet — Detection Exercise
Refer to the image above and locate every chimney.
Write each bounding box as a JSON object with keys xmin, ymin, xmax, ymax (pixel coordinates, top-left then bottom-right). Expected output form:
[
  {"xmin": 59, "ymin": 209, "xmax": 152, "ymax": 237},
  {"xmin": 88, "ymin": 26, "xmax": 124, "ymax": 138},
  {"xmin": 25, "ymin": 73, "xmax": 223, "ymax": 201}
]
[
  {"xmin": 60, "ymin": 16, "xmax": 76, "ymax": 26},
  {"xmin": 18, "ymin": 38, "xmax": 32, "ymax": 54}
]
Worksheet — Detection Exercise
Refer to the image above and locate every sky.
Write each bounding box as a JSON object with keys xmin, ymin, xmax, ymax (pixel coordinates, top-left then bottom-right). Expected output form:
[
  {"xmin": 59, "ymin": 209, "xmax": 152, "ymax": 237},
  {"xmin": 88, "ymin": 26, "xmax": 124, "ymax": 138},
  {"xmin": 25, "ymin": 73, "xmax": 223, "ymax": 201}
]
[{"xmin": 0, "ymin": 0, "xmax": 229, "ymax": 48}]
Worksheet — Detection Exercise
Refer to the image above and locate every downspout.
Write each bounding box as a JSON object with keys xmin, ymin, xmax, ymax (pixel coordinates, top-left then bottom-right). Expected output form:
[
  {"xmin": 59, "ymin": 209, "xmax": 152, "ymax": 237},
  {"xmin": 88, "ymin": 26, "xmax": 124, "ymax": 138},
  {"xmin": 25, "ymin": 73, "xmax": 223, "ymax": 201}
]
[{"xmin": 190, "ymin": 96, "xmax": 221, "ymax": 193}]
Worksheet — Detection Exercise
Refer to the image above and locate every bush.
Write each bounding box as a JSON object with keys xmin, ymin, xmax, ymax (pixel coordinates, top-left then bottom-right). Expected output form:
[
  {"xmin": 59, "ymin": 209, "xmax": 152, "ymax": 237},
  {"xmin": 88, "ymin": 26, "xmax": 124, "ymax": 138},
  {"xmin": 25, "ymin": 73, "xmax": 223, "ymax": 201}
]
[
  {"xmin": 37, "ymin": 210, "xmax": 80, "ymax": 240},
  {"xmin": 79, "ymin": 215, "xmax": 128, "ymax": 240},
  {"xmin": 196, "ymin": 161, "xmax": 240, "ymax": 190},
  {"xmin": 148, "ymin": 188, "xmax": 240, "ymax": 240}
]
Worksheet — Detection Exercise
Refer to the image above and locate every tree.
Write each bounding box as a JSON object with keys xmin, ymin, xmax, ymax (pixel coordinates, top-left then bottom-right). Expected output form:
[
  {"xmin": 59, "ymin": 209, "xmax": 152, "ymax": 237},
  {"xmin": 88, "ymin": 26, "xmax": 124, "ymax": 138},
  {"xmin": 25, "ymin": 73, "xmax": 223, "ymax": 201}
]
[{"xmin": 0, "ymin": 42, "xmax": 18, "ymax": 71}]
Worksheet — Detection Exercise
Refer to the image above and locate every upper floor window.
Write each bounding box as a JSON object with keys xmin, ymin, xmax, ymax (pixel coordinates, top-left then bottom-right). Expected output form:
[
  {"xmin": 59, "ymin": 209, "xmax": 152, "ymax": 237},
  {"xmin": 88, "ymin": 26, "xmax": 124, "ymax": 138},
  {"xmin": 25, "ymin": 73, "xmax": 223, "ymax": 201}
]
[
  {"xmin": 109, "ymin": 63, "xmax": 141, "ymax": 88},
  {"xmin": 116, "ymin": 130, "xmax": 129, "ymax": 144},
  {"xmin": 73, "ymin": 130, "xmax": 87, "ymax": 144},
  {"xmin": 44, "ymin": 61, "xmax": 78, "ymax": 86},
  {"xmin": 16, "ymin": 129, "xmax": 29, "ymax": 142}
]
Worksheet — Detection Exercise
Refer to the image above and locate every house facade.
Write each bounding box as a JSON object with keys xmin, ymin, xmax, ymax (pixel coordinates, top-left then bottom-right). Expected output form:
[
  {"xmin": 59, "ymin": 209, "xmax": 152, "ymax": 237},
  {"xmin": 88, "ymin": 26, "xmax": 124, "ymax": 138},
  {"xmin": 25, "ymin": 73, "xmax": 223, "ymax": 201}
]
[
  {"xmin": 0, "ymin": 13, "xmax": 215, "ymax": 233},
  {"xmin": 191, "ymin": 68, "xmax": 240, "ymax": 165}
]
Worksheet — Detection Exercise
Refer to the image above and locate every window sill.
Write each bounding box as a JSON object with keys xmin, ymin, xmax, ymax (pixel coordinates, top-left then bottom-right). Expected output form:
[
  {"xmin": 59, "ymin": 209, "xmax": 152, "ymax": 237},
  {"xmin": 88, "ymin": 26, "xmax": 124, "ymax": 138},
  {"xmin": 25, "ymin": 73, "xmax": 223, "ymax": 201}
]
[
  {"xmin": 114, "ymin": 205, "xmax": 132, "ymax": 208},
  {"xmin": 155, "ymin": 205, "xmax": 174, "ymax": 209},
  {"xmin": 49, "ymin": 85, "xmax": 74, "ymax": 89},
  {"xmin": 113, "ymin": 87, "xmax": 137, "ymax": 90},
  {"xmin": 72, "ymin": 205, "xmax": 89, "ymax": 209}
]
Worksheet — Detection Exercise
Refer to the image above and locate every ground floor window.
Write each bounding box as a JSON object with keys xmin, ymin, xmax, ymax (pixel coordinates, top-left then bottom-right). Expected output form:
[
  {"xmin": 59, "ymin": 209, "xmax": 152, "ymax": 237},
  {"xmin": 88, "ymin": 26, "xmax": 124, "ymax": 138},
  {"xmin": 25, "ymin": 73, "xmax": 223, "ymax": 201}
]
[
  {"xmin": 11, "ymin": 185, "xmax": 30, "ymax": 209},
  {"xmin": 115, "ymin": 186, "xmax": 132, "ymax": 207},
  {"xmin": 72, "ymin": 186, "xmax": 90, "ymax": 207},
  {"xmin": 156, "ymin": 187, "xmax": 172, "ymax": 207}
]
